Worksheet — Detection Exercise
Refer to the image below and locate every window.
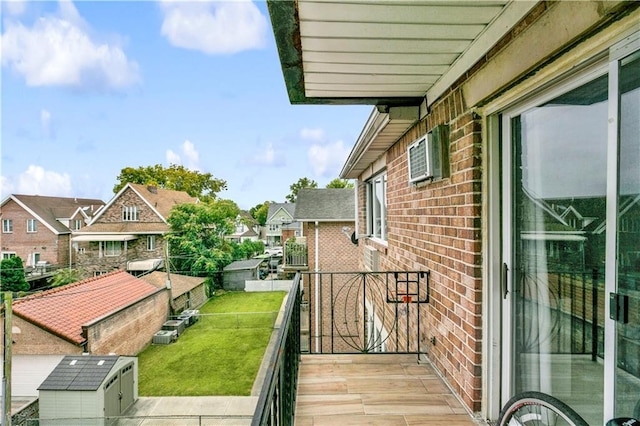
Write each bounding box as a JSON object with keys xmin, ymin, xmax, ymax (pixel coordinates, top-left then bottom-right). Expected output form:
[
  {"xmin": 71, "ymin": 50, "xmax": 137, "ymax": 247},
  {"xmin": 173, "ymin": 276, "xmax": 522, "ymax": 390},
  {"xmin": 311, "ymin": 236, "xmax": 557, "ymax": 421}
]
[
  {"xmin": 366, "ymin": 172, "xmax": 387, "ymax": 240},
  {"xmin": 2, "ymin": 252, "xmax": 16, "ymax": 259},
  {"xmin": 2, "ymin": 219, "xmax": 13, "ymax": 233},
  {"xmin": 74, "ymin": 219, "xmax": 82, "ymax": 230},
  {"xmin": 103, "ymin": 241, "xmax": 122, "ymax": 256},
  {"xmin": 147, "ymin": 235, "xmax": 156, "ymax": 251},
  {"xmin": 122, "ymin": 206, "xmax": 139, "ymax": 221},
  {"xmin": 27, "ymin": 219, "xmax": 37, "ymax": 233}
]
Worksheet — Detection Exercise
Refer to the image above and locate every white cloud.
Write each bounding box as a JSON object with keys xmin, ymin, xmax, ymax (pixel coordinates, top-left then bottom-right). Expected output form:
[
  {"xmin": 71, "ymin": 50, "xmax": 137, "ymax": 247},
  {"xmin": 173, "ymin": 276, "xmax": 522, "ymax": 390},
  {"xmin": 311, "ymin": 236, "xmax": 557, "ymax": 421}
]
[
  {"xmin": 166, "ymin": 140, "xmax": 201, "ymax": 170},
  {"xmin": 1, "ymin": 1, "xmax": 140, "ymax": 90},
  {"xmin": 159, "ymin": 1, "xmax": 268, "ymax": 54},
  {"xmin": 247, "ymin": 141, "xmax": 285, "ymax": 167},
  {"xmin": 17, "ymin": 165, "xmax": 73, "ymax": 196},
  {"xmin": 40, "ymin": 109, "xmax": 54, "ymax": 139},
  {"xmin": 3, "ymin": 0, "xmax": 26, "ymax": 16},
  {"xmin": 1, "ymin": 176, "xmax": 14, "ymax": 199},
  {"xmin": 307, "ymin": 140, "xmax": 350, "ymax": 178},
  {"xmin": 300, "ymin": 128, "xmax": 325, "ymax": 142}
]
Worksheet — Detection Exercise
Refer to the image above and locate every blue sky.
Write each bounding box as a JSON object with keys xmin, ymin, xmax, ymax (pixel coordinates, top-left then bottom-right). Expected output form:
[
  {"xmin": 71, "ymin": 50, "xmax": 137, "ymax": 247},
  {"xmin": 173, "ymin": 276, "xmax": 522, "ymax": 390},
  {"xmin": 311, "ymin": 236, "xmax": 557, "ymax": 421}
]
[{"xmin": 1, "ymin": 0, "xmax": 370, "ymax": 209}]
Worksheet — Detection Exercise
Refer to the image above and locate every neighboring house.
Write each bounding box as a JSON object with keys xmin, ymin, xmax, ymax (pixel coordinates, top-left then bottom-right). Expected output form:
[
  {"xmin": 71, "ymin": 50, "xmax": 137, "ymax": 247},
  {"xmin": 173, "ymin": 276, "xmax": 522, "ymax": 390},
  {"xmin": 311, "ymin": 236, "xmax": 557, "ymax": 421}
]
[
  {"xmin": 73, "ymin": 183, "xmax": 197, "ymax": 277},
  {"xmin": 225, "ymin": 212, "xmax": 260, "ymax": 243},
  {"xmin": 140, "ymin": 271, "xmax": 208, "ymax": 314},
  {"xmin": 269, "ymin": 2, "xmax": 640, "ymax": 424},
  {"xmin": 265, "ymin": 203, "xmax": 297, "ymax": 245},
  {"xmin": 0, "ymin": 270, "xmax": 169, "ymax": 397},
  {"xmin": 0, "ymin": 195, "xmax": 104, "ymax": 268},
  {"xmin": 291, "ymin": 188, "xmax": 358, "ymax": 273}
]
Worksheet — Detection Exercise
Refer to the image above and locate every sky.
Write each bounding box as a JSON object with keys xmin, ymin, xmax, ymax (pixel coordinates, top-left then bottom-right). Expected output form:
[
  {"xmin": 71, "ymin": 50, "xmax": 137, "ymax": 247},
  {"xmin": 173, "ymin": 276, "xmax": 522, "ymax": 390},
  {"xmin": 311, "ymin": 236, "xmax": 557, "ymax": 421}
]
[{"xmin": 0, "ymin": 0, "xmax": 371, "ymax": 209}]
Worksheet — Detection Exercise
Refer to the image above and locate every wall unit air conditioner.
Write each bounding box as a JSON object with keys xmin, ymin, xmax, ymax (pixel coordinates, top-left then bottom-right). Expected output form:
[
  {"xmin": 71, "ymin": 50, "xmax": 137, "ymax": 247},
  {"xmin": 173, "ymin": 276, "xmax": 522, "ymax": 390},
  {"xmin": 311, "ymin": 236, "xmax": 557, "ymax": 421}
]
[
  {"xmin": 407, "ymin": 124, "xmax": 450, "ymax": 184},
  {"xmin": 364, "ymin": 246, "xmax": 379, "ymax": 272}
]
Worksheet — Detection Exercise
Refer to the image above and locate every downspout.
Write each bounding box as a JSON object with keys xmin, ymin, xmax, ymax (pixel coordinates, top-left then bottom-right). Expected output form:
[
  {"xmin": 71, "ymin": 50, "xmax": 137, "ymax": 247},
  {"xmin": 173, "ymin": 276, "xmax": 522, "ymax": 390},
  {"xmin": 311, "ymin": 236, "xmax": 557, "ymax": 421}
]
[
  {"xmin": 314, "ymin": 220, "xmax": 319, "ymax": 353},
  {"xmin": 354, "ymin": 183, "xmax": 359, "ymax": 240}
]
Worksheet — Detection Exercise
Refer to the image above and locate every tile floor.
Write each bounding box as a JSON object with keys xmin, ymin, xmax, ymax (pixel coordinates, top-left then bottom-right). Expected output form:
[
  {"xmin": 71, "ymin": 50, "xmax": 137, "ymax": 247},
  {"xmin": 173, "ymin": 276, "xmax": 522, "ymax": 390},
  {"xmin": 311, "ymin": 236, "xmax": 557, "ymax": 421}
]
[{"xmin": 294, "ymin": 354, "xmax": 480, "ymax": 425}]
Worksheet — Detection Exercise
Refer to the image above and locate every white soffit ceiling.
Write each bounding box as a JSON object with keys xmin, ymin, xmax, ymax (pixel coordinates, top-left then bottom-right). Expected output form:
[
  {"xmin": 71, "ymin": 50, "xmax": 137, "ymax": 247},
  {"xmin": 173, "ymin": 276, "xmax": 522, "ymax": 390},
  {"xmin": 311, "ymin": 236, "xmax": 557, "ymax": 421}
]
[{"xmin": 296, "ymin": 0, "xmax": 539, "ymax": 103}]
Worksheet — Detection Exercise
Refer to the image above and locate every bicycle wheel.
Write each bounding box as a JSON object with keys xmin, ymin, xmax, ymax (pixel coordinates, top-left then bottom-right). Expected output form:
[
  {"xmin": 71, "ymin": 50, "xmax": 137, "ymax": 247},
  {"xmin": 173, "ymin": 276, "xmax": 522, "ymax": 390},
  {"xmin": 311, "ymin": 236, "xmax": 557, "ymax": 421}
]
[{"xmin": 498, "ymin": 391, "xmax": 589, "ymax": 426}]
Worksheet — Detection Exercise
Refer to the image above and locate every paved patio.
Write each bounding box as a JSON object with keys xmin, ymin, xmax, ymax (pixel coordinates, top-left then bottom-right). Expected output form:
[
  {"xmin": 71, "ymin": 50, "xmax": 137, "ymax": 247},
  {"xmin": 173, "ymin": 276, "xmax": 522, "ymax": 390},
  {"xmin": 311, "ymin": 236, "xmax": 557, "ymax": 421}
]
[{"xmin": 294, "ymin": 354, "xmax": 481, "ymax": 426}]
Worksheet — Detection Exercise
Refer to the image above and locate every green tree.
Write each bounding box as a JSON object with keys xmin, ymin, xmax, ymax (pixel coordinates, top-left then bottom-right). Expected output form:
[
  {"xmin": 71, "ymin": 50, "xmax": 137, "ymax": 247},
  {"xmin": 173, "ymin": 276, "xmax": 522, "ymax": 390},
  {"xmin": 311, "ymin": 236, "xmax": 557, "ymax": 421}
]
[
  {"xmin": 0, "ymin": 256, "xmax": 29, "ymax": 292},
  {"xmin": 113, "ymin": 164, "xmax": 227, "ymax": 201},
  {"xmin": 249, "ymin": 201, "xmax": 271, "ymax": 226},
  {"xmin": 166, "ymin": 199, "xmax": 240, "ymax": 276},
  {"xmin": 326, "ymin": 178, "xmax": 354, "ymax": 189},
  {"xmin": 286, "ymin": 177, "xmax": 318, "ymax": 203},
  {"xmin": 231, "ymin": 239, "xmax": 265, "ymax": 260},
  {"xmin": 48, "ymin": 268, "xmax": 82, "ymax": 287}
]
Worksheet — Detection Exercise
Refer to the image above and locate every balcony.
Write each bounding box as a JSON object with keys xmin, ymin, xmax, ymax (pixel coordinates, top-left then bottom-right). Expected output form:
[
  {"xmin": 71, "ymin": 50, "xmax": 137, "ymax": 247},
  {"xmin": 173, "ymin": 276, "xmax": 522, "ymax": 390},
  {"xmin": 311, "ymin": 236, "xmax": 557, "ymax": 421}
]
[{"xmin": 282, "ymin": 240, "xmax": 308, "ymax": 272}]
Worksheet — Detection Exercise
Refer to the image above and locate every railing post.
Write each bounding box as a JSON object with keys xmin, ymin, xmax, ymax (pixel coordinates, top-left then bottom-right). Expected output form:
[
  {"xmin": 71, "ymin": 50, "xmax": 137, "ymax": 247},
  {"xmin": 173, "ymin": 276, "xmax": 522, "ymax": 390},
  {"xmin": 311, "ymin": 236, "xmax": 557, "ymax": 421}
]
[{"xmin": 592, "ymin": 267, "xmax": 599, "ymax": 361}]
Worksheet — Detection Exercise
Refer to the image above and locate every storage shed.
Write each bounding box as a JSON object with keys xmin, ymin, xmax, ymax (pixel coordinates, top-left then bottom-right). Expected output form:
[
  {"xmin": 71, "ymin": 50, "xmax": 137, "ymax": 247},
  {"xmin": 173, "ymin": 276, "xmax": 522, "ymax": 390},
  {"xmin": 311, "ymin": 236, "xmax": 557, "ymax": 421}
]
[
  {"xmin": 223, "ymin": 258, "xmax": 264, "ymax": 290},
  {"xmin": 38, "ymin": 355, "xmax": 138, "ymax": 426}
]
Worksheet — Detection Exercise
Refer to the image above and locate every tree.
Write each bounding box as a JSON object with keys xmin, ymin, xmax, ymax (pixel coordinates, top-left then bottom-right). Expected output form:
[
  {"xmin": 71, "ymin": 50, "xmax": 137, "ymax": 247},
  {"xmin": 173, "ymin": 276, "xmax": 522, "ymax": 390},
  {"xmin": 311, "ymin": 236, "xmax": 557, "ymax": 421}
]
[
  {"xmin": 113, "ymin": 164, "xmax": 227, "ymax": 200},
  {"xmin": 286, "ymin": 177, "xmax": 318, "ymax": 203},
  {"xmin": 0, "ymin": 256, "xmax": 29, "ymax": 292},
  {"xmin": 48, "ymin": 268, "xmax": 82, "ymax": 287},
  {"xmin": 249, "ymin": 201, "xmax": 271, "ymax": 226},
  {"xmin": 166, "ymin": 199, "xmax": 240, "ymax": 277},
  {"xmin": 326, "ymin": 178, "xmax": 354, "ymax": 189}
]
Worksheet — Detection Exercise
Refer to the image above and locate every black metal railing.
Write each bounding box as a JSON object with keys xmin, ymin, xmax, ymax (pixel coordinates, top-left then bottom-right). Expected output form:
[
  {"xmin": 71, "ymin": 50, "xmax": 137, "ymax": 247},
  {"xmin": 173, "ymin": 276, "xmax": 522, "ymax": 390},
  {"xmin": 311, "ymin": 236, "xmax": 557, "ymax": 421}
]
[
  {"xmin": 251, "ymin": 272, "xmax": 301, "ymax": 426},
  {"xmin": 299, "ymin": 271, "xmax": 429, "ymax": 355}
]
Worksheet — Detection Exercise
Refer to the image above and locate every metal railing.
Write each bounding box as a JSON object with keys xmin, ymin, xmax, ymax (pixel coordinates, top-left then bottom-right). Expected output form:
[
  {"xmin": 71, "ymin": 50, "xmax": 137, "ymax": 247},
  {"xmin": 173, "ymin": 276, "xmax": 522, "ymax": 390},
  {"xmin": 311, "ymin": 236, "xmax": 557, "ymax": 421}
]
[
  {"xmin": 251, "ymin": 273, "xmax": 301, "ymax": 426},
  {"xmin": 284, "ymin": 242, "xmax": 307, "ymax": 268}
]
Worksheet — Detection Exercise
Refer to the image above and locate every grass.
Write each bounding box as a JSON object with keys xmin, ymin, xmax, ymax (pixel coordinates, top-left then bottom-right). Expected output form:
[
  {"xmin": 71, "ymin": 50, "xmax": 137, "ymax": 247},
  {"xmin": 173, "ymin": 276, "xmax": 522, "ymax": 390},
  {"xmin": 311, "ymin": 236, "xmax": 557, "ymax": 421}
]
[{"xmin": 138, "ymin": 291, "xmax": 287, "ymax": 396}]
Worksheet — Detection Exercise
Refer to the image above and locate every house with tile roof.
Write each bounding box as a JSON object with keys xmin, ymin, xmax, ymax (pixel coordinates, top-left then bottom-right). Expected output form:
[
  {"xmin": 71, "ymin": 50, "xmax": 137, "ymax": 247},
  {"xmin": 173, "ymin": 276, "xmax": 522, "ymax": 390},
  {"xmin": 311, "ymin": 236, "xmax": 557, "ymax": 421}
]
[
  {"xmin": 0, "ymin": 194, "xmax": 105, "ymax": 268},
  {"xmin": 72, "ymin": 183, "xmax": 197, "ymax": 277},
  {"xmin": 0, "ymin": 270, "xmax": 168, "ymax": 397}
]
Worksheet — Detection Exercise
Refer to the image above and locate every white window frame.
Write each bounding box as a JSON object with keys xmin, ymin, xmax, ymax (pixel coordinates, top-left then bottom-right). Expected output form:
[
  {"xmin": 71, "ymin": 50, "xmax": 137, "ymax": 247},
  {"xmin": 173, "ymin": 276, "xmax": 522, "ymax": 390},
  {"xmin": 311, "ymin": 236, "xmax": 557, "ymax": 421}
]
[
  {"xmin": 103, "ymin": 241, "xmax": 122, "ymax": 257},
  {"xmin": 147, "ymin": 235, "xmax": 156, "ymax": 251},
  {"xmin": 2, "ymin": 219, "xmax": 13, "ymax": 233},
  {"xmin": 2, "ymin": 252, "xmax": 16, "ymax": 259},
  {"xmin": 27, "ymin": 219, "xmax": 37, "ymax": 233},
  {"xmin": 74, "ymin": 219, "xmax": 82, "ymax": 230},
  {"xmin": 366, "ymin": 171, "xmax": 387, "ymax": 241},
  {"xmin": 122, "ymin": 206, "xmax": 139, "ymax": 221}
]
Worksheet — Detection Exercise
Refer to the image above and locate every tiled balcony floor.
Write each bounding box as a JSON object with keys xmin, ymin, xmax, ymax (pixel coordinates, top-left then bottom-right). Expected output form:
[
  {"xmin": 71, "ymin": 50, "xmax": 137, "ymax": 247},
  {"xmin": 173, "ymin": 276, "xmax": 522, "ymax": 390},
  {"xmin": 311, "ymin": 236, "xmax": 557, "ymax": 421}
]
[{"xmin": 294, "ymin": 354, "xmax": 480, "ymax": 426}]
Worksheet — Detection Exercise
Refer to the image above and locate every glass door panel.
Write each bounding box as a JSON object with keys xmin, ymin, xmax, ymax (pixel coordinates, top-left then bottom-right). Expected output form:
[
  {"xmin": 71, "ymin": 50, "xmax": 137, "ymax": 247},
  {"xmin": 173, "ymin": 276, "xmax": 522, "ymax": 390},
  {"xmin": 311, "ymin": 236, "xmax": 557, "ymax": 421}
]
[
  {"xmin": 511, "ymin": 73, "xmax": 608, "ymax": 425},
  {"xmin": 615, "ymin": 49, "xmax": 640, "ymax": 419}
]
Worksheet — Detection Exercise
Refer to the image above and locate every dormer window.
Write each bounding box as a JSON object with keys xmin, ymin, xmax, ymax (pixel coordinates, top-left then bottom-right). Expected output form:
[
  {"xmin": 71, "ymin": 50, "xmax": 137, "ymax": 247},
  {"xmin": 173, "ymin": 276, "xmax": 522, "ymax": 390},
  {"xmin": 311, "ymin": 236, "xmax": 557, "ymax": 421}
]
[{"xmin": 122, "ymin": 206, "xmax": 139, "ymax": 221}]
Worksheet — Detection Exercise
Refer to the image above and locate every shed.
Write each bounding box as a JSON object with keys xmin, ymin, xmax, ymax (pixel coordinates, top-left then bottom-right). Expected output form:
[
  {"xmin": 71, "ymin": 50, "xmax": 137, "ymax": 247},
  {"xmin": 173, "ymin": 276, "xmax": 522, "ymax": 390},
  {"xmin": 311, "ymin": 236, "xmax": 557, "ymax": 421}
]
[
  {"xmin": 223, "ymin": 258, "xmax": 264, "ymax": 290},
  {"xmin": 38, "ymin": 355, "xmax": 138, "ymax": 426}
]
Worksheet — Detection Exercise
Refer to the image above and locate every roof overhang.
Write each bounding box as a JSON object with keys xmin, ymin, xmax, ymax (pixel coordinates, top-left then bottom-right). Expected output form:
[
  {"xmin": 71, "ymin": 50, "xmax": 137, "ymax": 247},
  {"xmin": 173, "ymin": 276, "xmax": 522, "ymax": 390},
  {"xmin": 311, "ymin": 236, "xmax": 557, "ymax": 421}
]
[
  {"xmin": 341, "ymin": 106, "xmax": 419, "ymax": 178},
  {"xmin": 268, "ymin": 0, "xmax": 540, "ymax": 107},
  {"xmin": 71, "ymin": 234, "xmax": 137, "ymax": 242}
]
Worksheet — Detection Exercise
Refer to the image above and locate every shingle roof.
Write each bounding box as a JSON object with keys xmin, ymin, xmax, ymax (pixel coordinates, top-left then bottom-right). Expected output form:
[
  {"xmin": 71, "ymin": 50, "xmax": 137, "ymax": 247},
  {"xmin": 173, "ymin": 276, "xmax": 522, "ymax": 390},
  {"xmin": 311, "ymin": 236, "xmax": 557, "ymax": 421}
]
[
  {"xmin": 267, "ymin": 203, "xmax": 296, "ymax": 222},
  {"xmin": 128, "ymin": 183, "xmax": 197, "ymax": 219},
  {"xmin": 13, "ymin": 270, "xmax": 162, "ymax": 345},
  {"xmin": 38, "ymin": 355, "xmax": 120, "ymax": 391},
  {"xmin": 4, "ymin": 195, "xmax": 105, "ymax": 234},
  {"xmin": 140, "ymin": 271, "xmax": 205, "ymax": 298},
  {"xmin": 223, "ymin": 259, "xmax": 263, "ymax": 271},
  {"xmin": 294, "ymin": 189, "xmax": 355, "ymax": 221}
]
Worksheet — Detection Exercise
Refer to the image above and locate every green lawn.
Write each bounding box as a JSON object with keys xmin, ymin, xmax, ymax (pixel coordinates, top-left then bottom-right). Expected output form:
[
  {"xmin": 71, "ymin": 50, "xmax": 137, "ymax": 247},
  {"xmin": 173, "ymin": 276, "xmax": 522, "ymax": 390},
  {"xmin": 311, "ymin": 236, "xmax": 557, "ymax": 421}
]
[{"xmin": 138, "ymin": 291, "xmax": 287, "ymax": 396}]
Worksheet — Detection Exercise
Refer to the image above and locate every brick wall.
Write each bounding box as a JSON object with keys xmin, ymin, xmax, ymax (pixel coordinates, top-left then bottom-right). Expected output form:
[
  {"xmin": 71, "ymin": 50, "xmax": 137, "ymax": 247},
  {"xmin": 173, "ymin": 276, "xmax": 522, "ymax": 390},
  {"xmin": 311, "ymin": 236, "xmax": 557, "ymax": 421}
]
[
  {"xmin": 0, "ymin": 199, "xmax": 67, "ymax": 267},
  {"xmin": 84, "ymin": 289, "xmax": 169, "ymax": 355},
  {"xmin": 4, "ymin": 316, "xmax": 83, "ymax": 355},
  {"xmin": 304, "ymin": 221, "xmax": 359, "ymax": 272},
  {"xmin": 99, "ymin": 187, "xmax": 164, "ymax": 223},
  {"xmin": 357, "ymin": 87, "xmax": 483, "ymax": 411}
]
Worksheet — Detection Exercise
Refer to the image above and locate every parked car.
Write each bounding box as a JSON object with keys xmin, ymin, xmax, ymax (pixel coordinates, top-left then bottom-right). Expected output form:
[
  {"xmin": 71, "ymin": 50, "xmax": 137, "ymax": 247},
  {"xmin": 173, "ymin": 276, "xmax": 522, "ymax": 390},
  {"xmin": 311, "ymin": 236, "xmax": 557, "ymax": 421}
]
[{"xmin": 264, "ymin": 246, "xmax": 283, "ymax": 256}]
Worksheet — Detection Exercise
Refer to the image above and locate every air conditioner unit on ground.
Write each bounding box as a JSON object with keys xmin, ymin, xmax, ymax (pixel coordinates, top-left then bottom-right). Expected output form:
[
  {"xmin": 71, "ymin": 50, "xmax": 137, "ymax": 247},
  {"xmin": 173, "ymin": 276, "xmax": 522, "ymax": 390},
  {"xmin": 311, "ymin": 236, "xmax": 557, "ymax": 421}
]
[
  {"xmin": 162, "ymin": 319, "xmax": 186, "ymax": 336},
  {"xmin": 153, "ymin": 330, "xmax": 177, "ymax": 344}
]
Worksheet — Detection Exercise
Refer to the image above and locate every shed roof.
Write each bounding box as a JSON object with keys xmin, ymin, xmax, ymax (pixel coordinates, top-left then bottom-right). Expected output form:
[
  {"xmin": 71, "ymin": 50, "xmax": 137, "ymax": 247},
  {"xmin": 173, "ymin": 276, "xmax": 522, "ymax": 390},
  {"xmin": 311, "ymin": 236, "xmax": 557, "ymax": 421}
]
[
  {"xmin": 140, "ymin": 271, "xmax": 205, "ymax": 298},
  {"xmin": 294, "ymin": 189, "xmax": 355, "ymax": 222},
  {"xmin": 38, "ymin": 355, "xmax": 120, "ymax": 391},
  {"xmin": 223, "ymin": 258, "xmax": 263, "ymax": 272},
  {"xmin": 13, "ymin": 270, "xmax": 162, "ymax": 345}
]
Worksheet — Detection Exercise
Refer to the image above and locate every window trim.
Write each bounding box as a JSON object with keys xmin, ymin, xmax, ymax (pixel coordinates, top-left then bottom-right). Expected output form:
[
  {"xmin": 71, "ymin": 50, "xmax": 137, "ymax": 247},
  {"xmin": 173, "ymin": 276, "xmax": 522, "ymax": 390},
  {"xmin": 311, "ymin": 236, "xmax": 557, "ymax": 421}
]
[
  {"xmin": 366, "ymin": 171, "xmax": 387, "ymax": 242},
  {"xmin": 103, "ymin": 240, "xmax": 122, "ymax": 257},
  {"xmin": 27, "ymin": 219, "xmax": 37, "ymax": 233},
  {"xmin": 122, "ymin": 206, "xmax": 139, "ymax": 222},
  {"xmin": 2, "ymin": 219, "xmax": 13, "ymax": 233},
  {"xmin": 147, "ymin": 235, "xmax": 156, "ymax": 251}
]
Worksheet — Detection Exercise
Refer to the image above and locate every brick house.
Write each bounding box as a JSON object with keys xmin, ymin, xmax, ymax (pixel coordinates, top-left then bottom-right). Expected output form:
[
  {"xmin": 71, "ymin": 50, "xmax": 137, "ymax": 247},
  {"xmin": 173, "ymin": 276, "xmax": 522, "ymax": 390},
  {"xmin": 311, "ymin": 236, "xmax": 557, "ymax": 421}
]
[
  {"xmin": 73, "ymin": 183, "xmax": 197, "ymax": 276},
  {"xmin": 0, "ymin": 194, "xmax": 104, "ymax": 268},
  {"xmin": 269, "ymin": 1, "xmax": 640, "ymax": 423},
  {"xmin": 0, "ymin": 270, "xmax": 169, "ymax": 397}
]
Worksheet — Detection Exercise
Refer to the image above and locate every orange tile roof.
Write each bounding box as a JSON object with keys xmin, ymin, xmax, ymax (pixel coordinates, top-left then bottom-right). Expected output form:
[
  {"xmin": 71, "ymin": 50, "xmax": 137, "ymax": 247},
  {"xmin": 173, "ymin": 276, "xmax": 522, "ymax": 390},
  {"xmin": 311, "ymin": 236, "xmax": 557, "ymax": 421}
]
[{"xmin": 13, "ymin": 270, "xmax": 162, "ymax": 346}]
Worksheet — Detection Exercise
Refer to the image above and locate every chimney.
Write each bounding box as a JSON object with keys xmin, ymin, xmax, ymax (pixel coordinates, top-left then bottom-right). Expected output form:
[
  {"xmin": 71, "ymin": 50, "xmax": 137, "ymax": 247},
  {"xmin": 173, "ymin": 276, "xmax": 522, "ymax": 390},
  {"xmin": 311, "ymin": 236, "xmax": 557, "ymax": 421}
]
[{"xmin": 147, "ymin": 185, "xmax": 158, "ymax": 194}]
